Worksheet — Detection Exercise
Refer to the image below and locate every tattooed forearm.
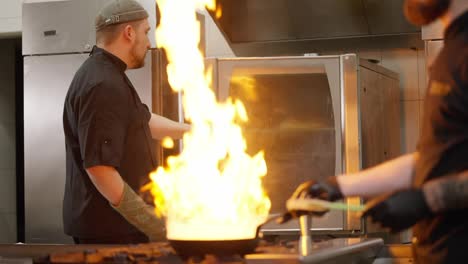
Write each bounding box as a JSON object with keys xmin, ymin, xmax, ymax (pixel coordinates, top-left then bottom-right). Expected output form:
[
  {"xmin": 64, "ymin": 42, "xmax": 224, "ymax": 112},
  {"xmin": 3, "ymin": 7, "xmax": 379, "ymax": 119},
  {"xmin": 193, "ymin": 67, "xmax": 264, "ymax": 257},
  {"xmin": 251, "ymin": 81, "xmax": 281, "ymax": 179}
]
[{"xmin": 423, "ymin": 172, "xmax": 468, "ymax": 213}]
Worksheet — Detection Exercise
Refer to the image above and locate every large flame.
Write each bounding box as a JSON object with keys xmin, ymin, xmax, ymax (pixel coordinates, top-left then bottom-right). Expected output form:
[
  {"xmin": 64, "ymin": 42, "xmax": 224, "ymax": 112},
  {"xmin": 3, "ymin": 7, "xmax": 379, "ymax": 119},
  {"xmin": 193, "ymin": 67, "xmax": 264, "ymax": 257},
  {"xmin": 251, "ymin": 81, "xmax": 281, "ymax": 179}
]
[{"xmin": 150, "ymin": 0, "xmax": 271, "ymax": 240}]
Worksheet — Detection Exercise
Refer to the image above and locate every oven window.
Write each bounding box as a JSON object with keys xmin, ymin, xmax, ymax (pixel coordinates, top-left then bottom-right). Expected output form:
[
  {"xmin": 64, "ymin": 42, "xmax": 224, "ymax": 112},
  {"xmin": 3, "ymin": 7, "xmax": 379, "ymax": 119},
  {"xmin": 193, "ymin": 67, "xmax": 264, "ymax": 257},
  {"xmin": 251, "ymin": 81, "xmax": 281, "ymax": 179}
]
[{"xmin": 229, "ymin": 73, "xmax": 336, "ymax": 213}]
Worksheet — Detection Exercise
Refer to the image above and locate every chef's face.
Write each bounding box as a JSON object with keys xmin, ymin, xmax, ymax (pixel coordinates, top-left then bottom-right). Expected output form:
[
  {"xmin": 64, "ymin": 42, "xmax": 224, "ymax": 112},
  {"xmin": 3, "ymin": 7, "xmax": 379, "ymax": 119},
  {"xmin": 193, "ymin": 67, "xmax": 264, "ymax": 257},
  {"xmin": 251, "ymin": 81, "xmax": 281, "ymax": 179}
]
[
  {"xmin": 403, "ymin": 0, "xmax": 451, "ymax": 26},
  {"xmin": 128, "ymin": 19, "xmax": 151, "ymax": 69}
]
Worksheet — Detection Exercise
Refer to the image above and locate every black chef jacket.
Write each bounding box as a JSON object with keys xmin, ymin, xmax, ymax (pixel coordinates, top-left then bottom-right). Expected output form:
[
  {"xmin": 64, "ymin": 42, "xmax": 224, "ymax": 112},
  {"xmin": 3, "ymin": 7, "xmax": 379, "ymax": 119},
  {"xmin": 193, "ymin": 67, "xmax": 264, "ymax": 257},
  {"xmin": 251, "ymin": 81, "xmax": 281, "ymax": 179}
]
[
  {"xmin": 413, "ymin": 11, "xmax": 468, "ymax": 264},
  {"xmin": 62, "ymin": 46, "xmax": 158, "ymax": 238}
]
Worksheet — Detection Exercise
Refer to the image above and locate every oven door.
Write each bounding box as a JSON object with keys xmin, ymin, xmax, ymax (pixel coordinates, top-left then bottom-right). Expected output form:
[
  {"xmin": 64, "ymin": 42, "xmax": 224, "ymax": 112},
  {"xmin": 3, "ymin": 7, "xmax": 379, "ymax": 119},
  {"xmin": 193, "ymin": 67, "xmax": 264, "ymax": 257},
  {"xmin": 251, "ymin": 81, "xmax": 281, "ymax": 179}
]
[{"xmin": 208, "ymin": 55, "xmax": 360, "ymax": 233}]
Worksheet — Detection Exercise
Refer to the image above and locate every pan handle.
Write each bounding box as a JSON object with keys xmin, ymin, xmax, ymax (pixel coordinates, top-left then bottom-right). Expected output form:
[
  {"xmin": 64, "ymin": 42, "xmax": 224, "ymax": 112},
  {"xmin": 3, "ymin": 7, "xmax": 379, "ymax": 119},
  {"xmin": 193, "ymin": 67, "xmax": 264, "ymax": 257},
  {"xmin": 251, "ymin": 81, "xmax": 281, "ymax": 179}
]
[{"xmin": 254, "ymin": 214, "xmax": 284, "ymax": 238}]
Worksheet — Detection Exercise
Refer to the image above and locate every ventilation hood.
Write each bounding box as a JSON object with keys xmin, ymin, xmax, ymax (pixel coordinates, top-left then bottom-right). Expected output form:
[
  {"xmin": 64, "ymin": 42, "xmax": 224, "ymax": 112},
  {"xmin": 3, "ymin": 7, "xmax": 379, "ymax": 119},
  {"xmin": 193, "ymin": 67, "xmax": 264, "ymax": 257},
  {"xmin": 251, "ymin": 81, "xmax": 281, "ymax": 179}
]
[{"xmin": 207, "ymin": 0, "xmax": 423, "ymax": 56}]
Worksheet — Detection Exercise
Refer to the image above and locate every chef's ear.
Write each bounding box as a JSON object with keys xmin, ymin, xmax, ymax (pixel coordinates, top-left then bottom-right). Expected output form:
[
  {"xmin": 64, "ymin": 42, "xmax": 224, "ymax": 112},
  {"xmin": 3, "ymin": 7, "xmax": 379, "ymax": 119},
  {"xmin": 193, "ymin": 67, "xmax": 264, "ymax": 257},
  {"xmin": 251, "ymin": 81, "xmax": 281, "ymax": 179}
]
[{"xmin": 123, "ymin": 24, "xmax": 135, "ymax": 42}]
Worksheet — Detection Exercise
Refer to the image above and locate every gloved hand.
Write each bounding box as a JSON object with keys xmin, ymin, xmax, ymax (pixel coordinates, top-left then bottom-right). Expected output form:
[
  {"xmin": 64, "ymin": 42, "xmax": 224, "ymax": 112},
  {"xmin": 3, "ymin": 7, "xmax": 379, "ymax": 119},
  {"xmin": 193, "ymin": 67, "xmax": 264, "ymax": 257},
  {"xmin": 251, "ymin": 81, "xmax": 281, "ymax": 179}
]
[
  {"xmin": 290, "ymin": 177, "xmax": 343, "ymax": 201},
  {"xmin": 277, "ymin": 177, "xmax": 343, "ymax": 224},
  {"xmin": 112, "ymin": 182, "xmax": 166, "ymax": 242},
  {"xmin": 362, "ymin": 189, "xmax": 432, "ymax": 233}
]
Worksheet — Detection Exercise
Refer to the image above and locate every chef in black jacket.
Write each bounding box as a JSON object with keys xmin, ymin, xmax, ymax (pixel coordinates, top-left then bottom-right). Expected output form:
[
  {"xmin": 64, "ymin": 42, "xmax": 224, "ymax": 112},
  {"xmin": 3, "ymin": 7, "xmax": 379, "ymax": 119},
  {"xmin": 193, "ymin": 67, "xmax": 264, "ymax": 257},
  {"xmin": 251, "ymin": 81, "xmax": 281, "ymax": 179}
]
[
  {"xmin": 63, "ymin": 0, "xmax": 190, "ymax": 244},
  {"xmin": 282, "ymin": 0, "xmax": 468, "ymax": 263}
]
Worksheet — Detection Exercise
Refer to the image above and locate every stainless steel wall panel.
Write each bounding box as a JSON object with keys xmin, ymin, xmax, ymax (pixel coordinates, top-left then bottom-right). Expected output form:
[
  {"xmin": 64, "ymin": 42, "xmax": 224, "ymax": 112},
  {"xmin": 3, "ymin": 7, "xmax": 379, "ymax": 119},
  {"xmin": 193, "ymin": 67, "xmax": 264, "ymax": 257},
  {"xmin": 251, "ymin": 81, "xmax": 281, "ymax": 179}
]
[
  {"xmin": 24, "ymin": 54, "xmax": 88, "ymax": 243},
  {"xmin": 340, "ymin": 54, "xmax": 362, "ymax": 231},
  {"xmin": 216, "ymin": 0, "xmax": 369, "ymax": 43},
  {"xmin": 287, "ymin": 0, "xmax": 369, "ymax": 39},
  {"xmin": 22, "ymin": 0, "xmax": 157, "ymax": 55},
  {"xmin": 209, "ymin": 0, "xmax": 421, "ymax": 57},
  {"xmin": 226, "ymin": 34, "xmax": 424, "ymax": 57},
  {"xmin": 22, "ymin": 0, "xmax": 100, "ymax": 55},
  {"xmin": 364, "ymin": 0, "xmax": 419, "ymax": 35}
]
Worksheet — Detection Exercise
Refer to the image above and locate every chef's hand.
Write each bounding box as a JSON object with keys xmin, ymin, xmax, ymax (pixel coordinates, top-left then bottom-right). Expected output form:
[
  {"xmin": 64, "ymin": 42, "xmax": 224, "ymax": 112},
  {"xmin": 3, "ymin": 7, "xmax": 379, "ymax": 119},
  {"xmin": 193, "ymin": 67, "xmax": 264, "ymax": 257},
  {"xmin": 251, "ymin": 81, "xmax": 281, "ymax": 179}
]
[
  {"xmin": 290, "ymin": 177, "xmax": 343, "ymax": 201},
  {"xmin": 277, "ymin": 177, "xmax": 343, "ymax": 224},
  {"xmin": 363, "ymin": 189, "xmax": 432, "ymax": 233},
  {"xmin": 112, "ymin": 182, "xmax": 166, "ymax": 242}
]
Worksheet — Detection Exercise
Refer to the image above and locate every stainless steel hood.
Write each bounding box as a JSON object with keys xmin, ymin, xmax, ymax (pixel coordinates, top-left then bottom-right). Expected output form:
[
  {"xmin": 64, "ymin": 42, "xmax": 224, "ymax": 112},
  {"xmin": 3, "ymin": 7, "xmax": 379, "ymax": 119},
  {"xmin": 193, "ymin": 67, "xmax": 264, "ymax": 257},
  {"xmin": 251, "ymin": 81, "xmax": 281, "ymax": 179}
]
[{"xmin": 207, "ymin": 0, "xmax": 423, "ymax": 56}]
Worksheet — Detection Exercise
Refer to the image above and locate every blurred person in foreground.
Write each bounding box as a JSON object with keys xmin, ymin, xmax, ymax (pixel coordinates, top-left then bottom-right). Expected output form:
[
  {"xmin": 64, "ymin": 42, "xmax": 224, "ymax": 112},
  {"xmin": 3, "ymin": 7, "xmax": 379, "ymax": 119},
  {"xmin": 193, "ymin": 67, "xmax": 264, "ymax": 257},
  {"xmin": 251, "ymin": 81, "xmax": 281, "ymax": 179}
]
[{"xmin": 282, "ymin": 0, "xmax": 468, "ymax": 263}]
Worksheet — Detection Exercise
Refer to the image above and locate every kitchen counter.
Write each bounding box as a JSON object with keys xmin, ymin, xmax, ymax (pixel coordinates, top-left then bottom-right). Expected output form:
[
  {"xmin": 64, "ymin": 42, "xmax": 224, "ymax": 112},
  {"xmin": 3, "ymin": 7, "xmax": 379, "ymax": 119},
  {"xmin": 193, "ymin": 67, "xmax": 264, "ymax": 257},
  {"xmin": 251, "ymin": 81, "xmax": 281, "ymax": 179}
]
[
  {"xmin": 246, "ymin": 238, "xmax": 383, "ymax": 264},
  {"xmin": 0, "ymin": 238, "xmax": 386, "ymax": 264}
]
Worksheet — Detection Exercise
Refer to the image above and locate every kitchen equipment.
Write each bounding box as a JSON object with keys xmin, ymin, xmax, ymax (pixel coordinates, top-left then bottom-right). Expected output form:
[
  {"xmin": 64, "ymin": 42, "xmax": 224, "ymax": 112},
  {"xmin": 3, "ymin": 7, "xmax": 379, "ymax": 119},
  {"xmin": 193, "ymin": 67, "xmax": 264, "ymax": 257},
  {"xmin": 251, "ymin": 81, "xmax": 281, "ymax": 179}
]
[
  {"xmin": 169, "ymin": 238, "xmax": 259, "ymax": 258},
  {"xmin": 207, "ymin": 55, "xmax": 401, "ymax": 235},
  {"xmin": 298, "ymin": 215, "xmax": 312, "ymax": 257},
  {"xmin": 206, "ymin": 0, "xmax": 422, "ymax": 57},
  {"xmin": 167, "ymin": 215, "xmax": 282, "ymax": 257},
  {"xmin": 168, "ymin": 208, "xmax": 342, "ymax": 258}
]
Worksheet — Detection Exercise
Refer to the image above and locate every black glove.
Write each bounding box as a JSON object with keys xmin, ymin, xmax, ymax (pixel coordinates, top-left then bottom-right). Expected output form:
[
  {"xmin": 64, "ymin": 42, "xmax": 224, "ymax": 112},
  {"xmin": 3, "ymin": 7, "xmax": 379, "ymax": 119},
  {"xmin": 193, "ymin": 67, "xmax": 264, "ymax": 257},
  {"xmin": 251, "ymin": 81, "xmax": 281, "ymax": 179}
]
[
  {"xmin": 290, "ymin": 177, "xmax": 343, "ymax": 201},
  {"xmin": 277, "ymin": 177, "xmax": 343, "ymax": 224},
  {"xmin": 362, "ymin": 189, "xmax": 432, "ymax": 233}
]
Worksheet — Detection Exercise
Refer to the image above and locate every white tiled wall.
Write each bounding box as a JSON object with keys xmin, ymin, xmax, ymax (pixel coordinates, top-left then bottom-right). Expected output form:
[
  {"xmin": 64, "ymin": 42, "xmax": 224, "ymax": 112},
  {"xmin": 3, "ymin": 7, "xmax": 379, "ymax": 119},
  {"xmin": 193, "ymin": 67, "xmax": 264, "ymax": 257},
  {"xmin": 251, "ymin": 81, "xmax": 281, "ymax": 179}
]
[{"xmin": 0, "ymin": 40, "xmax": 17, "ymax": 243}]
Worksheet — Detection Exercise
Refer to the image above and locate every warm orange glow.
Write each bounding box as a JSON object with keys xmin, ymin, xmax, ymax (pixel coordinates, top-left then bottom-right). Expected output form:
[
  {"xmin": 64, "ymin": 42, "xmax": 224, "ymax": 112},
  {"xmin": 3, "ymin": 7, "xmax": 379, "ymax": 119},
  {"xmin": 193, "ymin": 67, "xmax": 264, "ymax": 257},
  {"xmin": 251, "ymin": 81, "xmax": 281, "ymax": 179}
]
[
  {"xmin": 230, "ymin": 76, "xmax": 259, "ymax": 102},
  {"xmin": 215, "ymin": 4, "xmax": 222, "ymax": 19},
  {"xmin": 151, "ymin": 0, "xmax": 270, "ymax": 241},
  {"xmin": 161, "ymin": 137, "xmax": 174, "ymax": 149}
]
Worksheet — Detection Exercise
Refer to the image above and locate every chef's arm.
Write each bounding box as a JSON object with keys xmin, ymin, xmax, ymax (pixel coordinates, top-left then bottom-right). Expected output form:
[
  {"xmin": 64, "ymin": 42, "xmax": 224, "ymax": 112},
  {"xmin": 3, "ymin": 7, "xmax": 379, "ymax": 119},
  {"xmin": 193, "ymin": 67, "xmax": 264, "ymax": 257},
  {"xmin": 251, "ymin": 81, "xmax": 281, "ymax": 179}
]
[
  {"xmin": 149, "ymin": 113, "xmax": 191, "ymax": 140},
  {"xmin": 86, "ymin": 165, "xmax": 124, "ymax": 205},
  {"xmin": 337, "ymin": 152, "xmax": 418, "ymax": 198},
  {"xmin": 423, "ymin": 171, "xmax": 468, "ymax": 213},
  {"xmin": 86, "ymin": 166, "xmax": 165, "ymax": 241}
]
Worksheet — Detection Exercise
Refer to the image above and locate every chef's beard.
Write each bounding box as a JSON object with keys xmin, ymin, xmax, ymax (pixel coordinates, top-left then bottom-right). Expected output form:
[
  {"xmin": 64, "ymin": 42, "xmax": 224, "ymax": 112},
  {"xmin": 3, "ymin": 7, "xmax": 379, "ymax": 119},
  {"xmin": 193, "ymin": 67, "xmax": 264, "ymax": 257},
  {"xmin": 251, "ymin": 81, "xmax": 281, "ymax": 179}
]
[
  {"xmin": 404, "ymin": 0, "xmax": 451, "ymax": 26},
  {"xmin": 128, "ymin": 37, "xmax": 148, "ymax": 69},
  {"xmin": 129, "ymin": 46, "xmax": 146, "ymax": 69}
]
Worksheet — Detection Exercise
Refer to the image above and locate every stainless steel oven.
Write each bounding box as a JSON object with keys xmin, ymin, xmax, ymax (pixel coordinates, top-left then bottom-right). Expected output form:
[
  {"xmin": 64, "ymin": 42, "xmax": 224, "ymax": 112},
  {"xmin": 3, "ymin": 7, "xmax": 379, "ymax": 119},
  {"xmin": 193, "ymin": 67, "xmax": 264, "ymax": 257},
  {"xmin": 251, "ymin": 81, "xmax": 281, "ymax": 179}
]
[
  {"xmin": 160, "ymin": 53, "xmax": 399, "ymax": 235},
  {"xmin": 204, "ymin": 54, "xmax": 400, "ymax": 234}
]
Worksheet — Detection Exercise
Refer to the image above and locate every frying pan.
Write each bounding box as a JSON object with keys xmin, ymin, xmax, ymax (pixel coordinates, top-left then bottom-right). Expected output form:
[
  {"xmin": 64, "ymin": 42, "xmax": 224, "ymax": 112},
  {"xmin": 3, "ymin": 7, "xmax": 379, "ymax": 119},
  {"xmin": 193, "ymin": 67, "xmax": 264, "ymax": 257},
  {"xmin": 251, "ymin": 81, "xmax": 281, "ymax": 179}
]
[
  {"xmin": 169, "ymin": 199, "xmax": 365, "ymax": 257},
  {"xmin": 168, "ymin": 215, "xmax": 279, "ymax": 258},
  {"xmin": 169, "ymin": 237, "xmax": 259, "ymax": 258}
]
